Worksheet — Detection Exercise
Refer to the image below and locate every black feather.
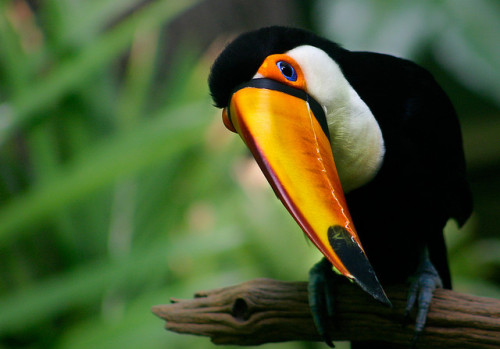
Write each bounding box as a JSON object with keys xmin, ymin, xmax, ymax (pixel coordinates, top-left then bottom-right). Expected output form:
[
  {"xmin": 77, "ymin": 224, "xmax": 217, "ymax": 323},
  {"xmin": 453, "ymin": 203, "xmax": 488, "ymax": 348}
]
[{"xmin": 208, "ymin": 26, "xmax": 343, "ymax": 108}]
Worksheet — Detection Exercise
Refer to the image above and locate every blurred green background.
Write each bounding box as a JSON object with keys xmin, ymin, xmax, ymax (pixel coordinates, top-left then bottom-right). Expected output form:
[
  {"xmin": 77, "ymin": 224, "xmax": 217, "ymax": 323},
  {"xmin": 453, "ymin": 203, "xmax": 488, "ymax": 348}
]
[{"xmin": 0, "ymin": 1, "xmax": 498, "ymax": 348}]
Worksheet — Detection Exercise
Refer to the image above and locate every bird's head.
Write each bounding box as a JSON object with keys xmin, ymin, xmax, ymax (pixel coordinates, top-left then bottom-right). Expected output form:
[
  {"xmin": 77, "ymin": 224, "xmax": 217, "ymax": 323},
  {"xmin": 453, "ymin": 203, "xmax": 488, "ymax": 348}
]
[{"xmin": 209, "ymin": 26, "xmax": 388, "ymax": 304}]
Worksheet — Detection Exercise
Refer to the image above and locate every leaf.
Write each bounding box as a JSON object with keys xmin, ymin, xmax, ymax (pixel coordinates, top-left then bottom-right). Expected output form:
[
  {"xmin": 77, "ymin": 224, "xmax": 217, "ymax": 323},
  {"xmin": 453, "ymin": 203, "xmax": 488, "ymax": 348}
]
[
  {"xmin": 0, "ymin": 101, "xmax": 211, "ymax": 245},
  {"xmin": 0, "ymin": 0, "xmax": 201, "ymax": 146}
]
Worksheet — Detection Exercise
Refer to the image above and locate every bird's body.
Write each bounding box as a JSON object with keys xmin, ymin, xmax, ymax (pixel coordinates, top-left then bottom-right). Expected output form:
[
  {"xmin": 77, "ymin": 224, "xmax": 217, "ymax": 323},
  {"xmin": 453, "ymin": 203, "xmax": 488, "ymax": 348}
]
[
  {"xmin": 339, "ymin": 49, "xmax": 472, "ymax": 288},
  {"xmin": 209, "ymin": 26, "xmax": 472, "ymax": 347}
]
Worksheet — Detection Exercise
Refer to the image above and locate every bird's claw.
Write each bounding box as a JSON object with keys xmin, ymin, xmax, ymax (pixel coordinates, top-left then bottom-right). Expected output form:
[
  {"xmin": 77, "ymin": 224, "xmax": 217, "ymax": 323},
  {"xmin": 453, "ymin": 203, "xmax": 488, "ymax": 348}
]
[
  {"xmin": 308, "ymin": 258, "xmax": 339, "ymax": 348},
  {"xmin": 404, "ymin": 251, "xmax": 443, "ymax": 347}
]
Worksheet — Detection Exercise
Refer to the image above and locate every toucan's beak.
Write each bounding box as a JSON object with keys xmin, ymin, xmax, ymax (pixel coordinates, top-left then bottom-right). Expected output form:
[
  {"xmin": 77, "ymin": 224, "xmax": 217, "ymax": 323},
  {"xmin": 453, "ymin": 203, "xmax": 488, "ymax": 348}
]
[{"xmin": 224, "ymin": 82, "xmax": 390, "ymax": 305}]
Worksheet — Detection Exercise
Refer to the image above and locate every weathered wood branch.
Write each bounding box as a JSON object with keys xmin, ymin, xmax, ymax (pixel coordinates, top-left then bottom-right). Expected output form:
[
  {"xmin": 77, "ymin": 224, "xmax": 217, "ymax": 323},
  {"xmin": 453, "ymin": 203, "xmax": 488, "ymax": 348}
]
[{"xmin": 152, "ymin": 278, "xmax": 500, "ymax": 348}]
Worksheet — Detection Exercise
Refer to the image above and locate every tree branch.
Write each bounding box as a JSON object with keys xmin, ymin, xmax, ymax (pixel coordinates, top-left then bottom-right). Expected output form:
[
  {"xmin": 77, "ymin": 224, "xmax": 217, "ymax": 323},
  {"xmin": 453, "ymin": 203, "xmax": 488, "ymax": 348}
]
[{"xmin": 152, "ymin": 278, "xmax": 500, "ymax": 348}]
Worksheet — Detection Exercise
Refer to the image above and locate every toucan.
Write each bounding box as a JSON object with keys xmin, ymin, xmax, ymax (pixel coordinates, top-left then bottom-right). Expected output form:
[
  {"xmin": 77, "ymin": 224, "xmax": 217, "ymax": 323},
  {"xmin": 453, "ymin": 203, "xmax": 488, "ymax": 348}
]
[{"xmin": 208, "ymin": 26, "xmax": 472, "ymax": 348}]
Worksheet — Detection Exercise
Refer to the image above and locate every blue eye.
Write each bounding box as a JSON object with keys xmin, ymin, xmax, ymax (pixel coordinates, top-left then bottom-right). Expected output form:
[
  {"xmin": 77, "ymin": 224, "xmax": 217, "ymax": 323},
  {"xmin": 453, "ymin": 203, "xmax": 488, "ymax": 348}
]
[{"xmin": 277, "ymin": 61, "xmax": 297, "ymax": 81}]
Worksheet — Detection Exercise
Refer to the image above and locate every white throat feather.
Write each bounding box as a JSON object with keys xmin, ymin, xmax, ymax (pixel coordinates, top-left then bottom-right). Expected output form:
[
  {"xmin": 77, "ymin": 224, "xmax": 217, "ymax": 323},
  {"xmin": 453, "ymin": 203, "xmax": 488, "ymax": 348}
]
[{"xmin": 286, "ymin": 45, "xmax": 385, "ymax": 192}]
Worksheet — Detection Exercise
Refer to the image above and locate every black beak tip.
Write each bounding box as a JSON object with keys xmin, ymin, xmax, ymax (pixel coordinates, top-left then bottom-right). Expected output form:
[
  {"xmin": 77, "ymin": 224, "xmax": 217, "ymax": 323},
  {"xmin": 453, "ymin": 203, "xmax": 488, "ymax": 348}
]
[
  {"xmin": 327, "ymin": 226, "xmax": 391, "ymax": 307},
  {"xmin": 351, "ymin": 268, "xmax": 391, "ymax": 306},
  {"xmin": 372, "ymin": 287, "xmax": 392, "ymax": 307}
]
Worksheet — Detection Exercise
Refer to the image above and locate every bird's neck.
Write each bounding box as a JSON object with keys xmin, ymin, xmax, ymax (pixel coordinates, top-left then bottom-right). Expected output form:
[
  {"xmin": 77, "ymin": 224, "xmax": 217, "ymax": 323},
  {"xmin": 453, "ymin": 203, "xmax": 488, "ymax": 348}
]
[{"xmin": 326, "ymin": 88, "xmax": 385, "ymax": 193}]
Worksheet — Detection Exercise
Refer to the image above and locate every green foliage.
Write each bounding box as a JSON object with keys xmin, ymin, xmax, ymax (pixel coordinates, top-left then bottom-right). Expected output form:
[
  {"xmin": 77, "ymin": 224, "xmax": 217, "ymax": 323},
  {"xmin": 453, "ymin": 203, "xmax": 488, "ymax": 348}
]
[{"xmin": 0, "ymin": 2, "xmax": 323, "ymax": 348}]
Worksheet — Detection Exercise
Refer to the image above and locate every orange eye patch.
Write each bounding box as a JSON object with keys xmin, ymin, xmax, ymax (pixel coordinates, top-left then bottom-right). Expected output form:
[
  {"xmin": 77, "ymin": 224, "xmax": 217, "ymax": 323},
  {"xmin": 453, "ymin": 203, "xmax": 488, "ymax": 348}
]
[{"xmin": 257, "ymin": 54, "xmax": 306, "ymax": 90}]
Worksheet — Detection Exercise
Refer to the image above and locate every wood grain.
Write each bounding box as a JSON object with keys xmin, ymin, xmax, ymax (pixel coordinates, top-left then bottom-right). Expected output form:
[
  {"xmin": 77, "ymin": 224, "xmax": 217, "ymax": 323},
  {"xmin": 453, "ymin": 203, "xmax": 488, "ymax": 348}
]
[{"xmin": 152, "ymin": 278, "xmax": 500, "ymax": 348}]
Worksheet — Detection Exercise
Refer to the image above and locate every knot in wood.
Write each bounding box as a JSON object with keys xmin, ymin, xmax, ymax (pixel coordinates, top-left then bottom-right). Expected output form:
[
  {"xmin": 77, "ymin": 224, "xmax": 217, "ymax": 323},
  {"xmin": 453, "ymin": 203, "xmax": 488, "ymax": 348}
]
[{"xmin": 232, "ymin": 297, "xmax": 251, "ymax": 322}]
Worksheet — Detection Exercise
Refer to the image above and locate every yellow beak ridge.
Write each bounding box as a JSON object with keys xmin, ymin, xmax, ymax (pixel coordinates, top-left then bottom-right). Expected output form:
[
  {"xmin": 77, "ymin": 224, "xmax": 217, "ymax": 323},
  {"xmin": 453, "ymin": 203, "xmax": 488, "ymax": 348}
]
[{"xmin": 226, "ymin": 80, "xmax": 389, "ymax": 305}]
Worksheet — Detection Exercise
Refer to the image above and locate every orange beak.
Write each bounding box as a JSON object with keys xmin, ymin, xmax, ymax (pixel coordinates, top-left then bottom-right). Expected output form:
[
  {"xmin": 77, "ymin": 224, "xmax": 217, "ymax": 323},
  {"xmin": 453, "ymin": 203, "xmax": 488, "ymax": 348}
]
[{"xmin": 224, "ymin": 79, "xmax": 389, "ymax": 304}]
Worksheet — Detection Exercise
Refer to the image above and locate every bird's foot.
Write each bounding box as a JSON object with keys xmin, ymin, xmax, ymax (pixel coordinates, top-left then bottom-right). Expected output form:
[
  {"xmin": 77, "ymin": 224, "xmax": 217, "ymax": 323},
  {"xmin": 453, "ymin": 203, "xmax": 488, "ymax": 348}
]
[
  {"xmin": 404, "ymin": 250, "xmax": 443, "ymax": 347},
  {"xmin": 308, "ymin": 258, "xmax": 340, "ymax": 348}
]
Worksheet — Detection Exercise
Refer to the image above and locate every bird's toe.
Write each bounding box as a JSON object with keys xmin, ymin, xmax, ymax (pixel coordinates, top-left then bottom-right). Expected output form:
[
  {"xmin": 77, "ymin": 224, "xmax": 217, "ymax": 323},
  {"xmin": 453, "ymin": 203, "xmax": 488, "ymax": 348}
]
[
  {"xmin": 308, "ymin": 258, "xmax": 340, "ymax": 348},
  {"xmin": 404, "ymin": 251, "xmax": 443, "ymax": 346}
]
